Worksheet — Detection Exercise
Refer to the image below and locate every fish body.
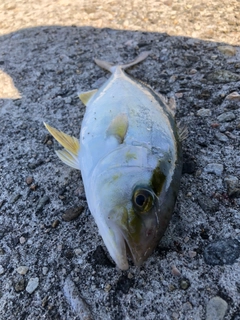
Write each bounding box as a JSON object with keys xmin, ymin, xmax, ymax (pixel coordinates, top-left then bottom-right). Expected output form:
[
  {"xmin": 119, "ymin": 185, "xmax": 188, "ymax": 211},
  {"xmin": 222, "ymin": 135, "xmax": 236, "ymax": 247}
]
[{"xmin": 45, "ymin": 52, "xmax": 182, "ymax": 270}]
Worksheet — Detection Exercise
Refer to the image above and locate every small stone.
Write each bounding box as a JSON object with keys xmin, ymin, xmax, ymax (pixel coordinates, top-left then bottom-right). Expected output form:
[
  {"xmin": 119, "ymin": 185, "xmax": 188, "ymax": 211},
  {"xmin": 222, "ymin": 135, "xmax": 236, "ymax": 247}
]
[
  {"xmin": 207, "ymin": 70, "xmax": 240, "ymax": 84},
  {"xmin": 204, "ymin": 239, "xmax": 240, "ymax": 265},
  {"xmin": 26, "ymin": 277, "xmax": 39, "ymax": 294},
  {"xmin": 62, "ymin": 206, "xmax": 84, "ymax": 221},
  {"xmin": 19, "ymin": 236, "xmax": 26, "ymax": 244},
  {"xmin": 171, "ymin": 265, "xmax": 181, "ymax": 277},
  {"xmin": 36, "ymin": 195, "xmax": 50, "ymax": 212},
  {"xmin": 204, "ymin": 163, "xmax": 223, "ymax": 176},
  {"xmin": 189, "ymin": 69, "xmax": 197, "ymax": 74},
  {"xmin": 228, "ymin": 188, "xmax": 240, "ymax": 198},
  {"xmin": 206, "ymin": 296, "xmax": 228, "ymax": 320},
  {"xmin": 0, "ymin": 265, "xmax": 4, "ymax": 274},
  {"xmin": 9, "ymin": 193, "xmax": 21, "ymax": 204},
  {"xmin": 63, "ymin": 276, "xmax": 93, "ymax": 319},
  {"xmin": 128, "ymin": 272, "xmax": 134, "ymax": 279},
  {"xmin": 224, "ymin": 176, "xmax": 239, "ymax": 189},
  {"xmin": 104, "ymin": 284, "xmax": 111, "ymax": 292},
  {"xmin": 198, "ymin": 194, "xmax": 219, "ymax": 213},
  {"xmin": 218, "ymin": 45, "xmax": 237, "ymax": 56},
  {"xmin": 188, "ymin": 251, "xmax": 197, "ymax": 258},
  {"xmin": 26, "ymin": 176, "xmax": 33, "ymax": 185},
  {"xmin": 16, "ymin": 266, "xmax": 29, "ymax": 275},
  {"xmin": 14, "ymin": 279, "xmax": 25, "ymax": 292},
  {"xmin": 226, "ymin": 91, "xmax": 240, "ymax": 101},
  {"xmin": 179, "ymin": 278, "xmax": 190, "ymax": 290},
  {"xmin": 197, "ymin": 108, "xmax": 212, "ymax": 117},
  {"xmin": 215, "ymin": 132, "xmax": 229, "ymax": 142},
  {"xmin": 217, "ymin": 112, "xmax": 236, "ymax": 122},
  {"xmin": 51, "ymin": 219, "xmax": 60, "ymax": 228},
  {"xmin": 42, "ymin": 267, "xmax": 48, "ymax": 275}
]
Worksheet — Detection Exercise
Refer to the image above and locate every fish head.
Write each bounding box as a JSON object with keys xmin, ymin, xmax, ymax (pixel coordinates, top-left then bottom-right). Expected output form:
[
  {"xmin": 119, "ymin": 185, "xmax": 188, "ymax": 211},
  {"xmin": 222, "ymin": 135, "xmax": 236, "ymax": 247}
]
[{"xmin": 88, "ymin": 146, "xmax": 178, "ymax": 270}]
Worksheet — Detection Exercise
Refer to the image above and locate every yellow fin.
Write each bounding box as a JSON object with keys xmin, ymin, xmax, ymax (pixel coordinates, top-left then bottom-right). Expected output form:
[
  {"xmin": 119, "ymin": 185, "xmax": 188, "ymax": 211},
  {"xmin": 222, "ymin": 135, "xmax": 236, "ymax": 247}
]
[
  {"xmin": 106, "ymin": 114, "xmax": 128, "ymax": 144},
  {"xmin": 79, "ymin": 89, "xmax": 98, "ymax": 105},
  {"xmin": 55, "ymin": 150, "xmax": 80, "ymax": 170},
  {"xmin": 44, "ymin": 123, "xmax": 80, "ymax": 156}
]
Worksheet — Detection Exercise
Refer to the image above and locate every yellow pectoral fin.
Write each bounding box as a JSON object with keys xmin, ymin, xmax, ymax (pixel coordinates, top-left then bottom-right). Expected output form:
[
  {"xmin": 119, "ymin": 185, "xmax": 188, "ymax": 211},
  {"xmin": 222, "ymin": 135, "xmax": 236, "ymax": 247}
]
[
  {"xmin": 106, "ymin": 113, "xmax": 129, "ymax": 144},
  {"xmin": 79, "ymin": 89, "xmax": 98, "ymax": 106},
  {"xmin": 55, "ymin": 150, "xmax": 80, "ymax": 170},
  {"xmin": 44, "ymin": 123, "xmax": 80, "ymax": 156}
]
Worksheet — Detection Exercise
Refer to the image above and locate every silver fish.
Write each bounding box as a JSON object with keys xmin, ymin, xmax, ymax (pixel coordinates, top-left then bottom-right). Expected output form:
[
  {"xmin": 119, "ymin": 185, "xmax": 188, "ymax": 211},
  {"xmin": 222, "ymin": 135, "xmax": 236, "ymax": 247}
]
[{"xmin": 44, "ymin": 52, "xmax": 183, "ymax": 270}]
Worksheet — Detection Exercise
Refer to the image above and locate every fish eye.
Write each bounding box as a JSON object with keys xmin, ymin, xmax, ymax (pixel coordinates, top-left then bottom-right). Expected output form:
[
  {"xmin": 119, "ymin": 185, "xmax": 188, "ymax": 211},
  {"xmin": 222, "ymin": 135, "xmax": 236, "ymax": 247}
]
[{"xmin": 132, "ymin": 187, "xmax": 154, "ymax": 213}]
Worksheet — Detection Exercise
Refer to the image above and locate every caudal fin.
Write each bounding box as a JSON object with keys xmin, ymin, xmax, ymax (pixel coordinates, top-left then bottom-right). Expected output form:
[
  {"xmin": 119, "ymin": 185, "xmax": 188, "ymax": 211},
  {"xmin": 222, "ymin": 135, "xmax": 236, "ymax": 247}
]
[{"xmin": 94, "ymin": 51, "xmax": 150, "ymax": 73}]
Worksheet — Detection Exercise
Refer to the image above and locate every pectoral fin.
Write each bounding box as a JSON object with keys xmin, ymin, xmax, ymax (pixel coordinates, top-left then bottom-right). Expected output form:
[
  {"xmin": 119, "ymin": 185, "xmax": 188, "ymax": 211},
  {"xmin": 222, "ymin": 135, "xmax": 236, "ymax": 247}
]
[
  {"xmin": 106, "ymin": 114, "xmax": 128, "ymax": 144},
  {"xmin": 79, "ymin": 89, "xmax": 98, "ymax": 106},
  {"xmin": 44, "ymin": 123, "xmax": 80, "ymax": 169}
]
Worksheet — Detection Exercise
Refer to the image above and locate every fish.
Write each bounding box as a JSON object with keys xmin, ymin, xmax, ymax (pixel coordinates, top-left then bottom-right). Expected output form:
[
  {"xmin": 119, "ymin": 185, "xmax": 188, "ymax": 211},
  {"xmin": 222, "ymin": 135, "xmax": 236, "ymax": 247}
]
[{"xmin": 44, "ymin": 51, "xmax": 183, "ymax": 270}]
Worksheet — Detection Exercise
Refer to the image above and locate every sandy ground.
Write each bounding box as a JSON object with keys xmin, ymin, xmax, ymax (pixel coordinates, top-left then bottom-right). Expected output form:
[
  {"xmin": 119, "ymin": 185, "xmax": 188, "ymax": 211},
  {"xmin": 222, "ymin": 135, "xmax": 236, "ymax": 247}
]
[{"xmin": 0, "ymin": 1, "xmax": 240, "ymax": 320}]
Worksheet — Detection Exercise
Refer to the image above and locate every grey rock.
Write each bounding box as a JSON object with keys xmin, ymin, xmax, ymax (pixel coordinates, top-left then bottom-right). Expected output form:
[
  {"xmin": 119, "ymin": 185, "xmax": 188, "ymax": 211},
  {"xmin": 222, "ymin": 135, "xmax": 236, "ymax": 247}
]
[
  {"xmin": 16, "ymin": 266, "xmax": 29, "ymax": 275},
  {"xmin": 62, "ymin": 206, "xmax": 84, "ymax": 221},
  {"xmin": 204, "ymin": 163, "xmax": 224, "ymax": 176},
  {"xmin": 63, "ymin": 276, "xmax": 93, "ymax": 320},
  {"xmin": 26, "ymin": 277, "xmax": 39, "ymax": 294},
  {"xmin": 196, "ymin": 108, "xmax": 212, "ymax": 117},
  {"xmin": 198, "ymin": 195, "xmax": 218, "ymax": 213},
  {"xmin": 36, "ymin": 195, "xmax": 50, "ymax": 212},
  {"xmin": 204, "ymin": 239, "xmax": 240, "ymax": 265},
  {"xmin": 215, "ymin": 131, "xmax": 229, "ymax": 142},
  {"xmin": 217, "ymin": 112, "xmax": 236, "ymax": 122},
  {"xmin": 206, "ymin": 70, "xmax": 240, "ymax": 83},
  {"xmin": 206, "ymin": 296, "xmax": 228, "ymax": 320}
]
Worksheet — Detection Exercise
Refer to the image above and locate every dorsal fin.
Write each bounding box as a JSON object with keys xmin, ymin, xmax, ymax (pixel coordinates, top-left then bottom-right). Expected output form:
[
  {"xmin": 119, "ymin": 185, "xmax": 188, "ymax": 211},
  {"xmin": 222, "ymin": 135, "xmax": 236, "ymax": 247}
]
[
  {"xmin": 94, "ymin": 51, "xmax": 150, "ymax": 74},
  {"xmin": 79, "ymin": 89, "xmax": 98, "ymax": 106}
]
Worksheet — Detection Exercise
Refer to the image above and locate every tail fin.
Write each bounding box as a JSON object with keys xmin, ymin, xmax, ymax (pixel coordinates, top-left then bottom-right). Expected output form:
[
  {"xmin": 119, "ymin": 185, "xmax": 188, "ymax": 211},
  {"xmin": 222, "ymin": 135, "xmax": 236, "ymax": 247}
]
[{"xmin": 94, "ymin": 51, "xmax": 150, "ymax": 73}]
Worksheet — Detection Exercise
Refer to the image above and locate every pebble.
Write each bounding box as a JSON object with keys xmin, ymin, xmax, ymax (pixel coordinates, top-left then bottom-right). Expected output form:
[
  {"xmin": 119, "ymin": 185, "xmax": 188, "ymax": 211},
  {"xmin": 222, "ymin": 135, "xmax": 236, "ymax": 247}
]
[
  {"xmin": 218, "ymin": 45, "xmax": 237, "ymax": 56},
  {"xmin": 204, "ymin": 163, "xmax": 223, "ymax": 176},
  {"xmin": 217, "ymin": 112, "xmax": 236, "ymax": 122},
  {"xmin": 26, "ymin": 277, "xmax": 39, "ymax": 294},
  {"xmin": 26, "ymin": 176, "xmax": 33, "ymax": 185},
  {"xmin": 206, "ymin": 296, "xmax": 228, "ymax": 320},
  {"xmin": 62, "ymin": 206, "xmax": 84, "ymax": 221},
  {"xmin": 16, "ymin": 266, "xmax": 29, "ymax": 275},
  {"xmin": 179, "ymin": 278, "xmax": 190, "ymax": 290},
  {"xmin": 0, "ymin": 265, "xmax": 4, "ymax": 274},
  {"xmin": 14, "ymin": 279, "xmax": 25, "ymax": 292},
  {"xmin": 196, "ymin": 108, "xmax": 212, "ymax": 117},
  {"xmin": 224, "ymin": 176, "xmax": 238, "ymax": 189},
  {"xmin": 226, "ymin": 91, "xmax": 240, "ymax": 101},
  {"xmin": 63, "ymin": 276, "xmax": 93, "ymax": 320},
  {"xmin": 207, "ymin": 70, "xmax": 240, "ymax": 84},
  {"xmin": 51, "ymin": 219, "xmax": 60, "ymax": 228},
  {"xmin": 19, "ymin": 236, "xmax": 26, "ymax": 244},
  {"xmin": 204, "ymin": 239, "xmax": 240, "ymax": 265},
  {"xmin": 171, "ymin": 265, "xmax": 181, "ymax": 277},
  {"xmin": 36, "ymin": 195, "xmax": 50, "ymax": 212},
  {"xmin": 9, "ymin": 193, "xmax": 21, "ymax": 204},
  {"xmin": 215, "ymin": 132, "xmax": 229, "ymax": 142},
  {"xmin": 42, "ymin": 267, "xmax": 48, "ymax": 275}
]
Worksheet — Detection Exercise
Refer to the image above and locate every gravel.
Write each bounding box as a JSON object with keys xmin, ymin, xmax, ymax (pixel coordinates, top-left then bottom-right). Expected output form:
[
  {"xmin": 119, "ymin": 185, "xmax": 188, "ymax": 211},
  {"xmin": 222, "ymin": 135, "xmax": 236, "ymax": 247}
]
[{"xmin": 0, "ymin": 22, "xmax": 240, "ymax": 320}]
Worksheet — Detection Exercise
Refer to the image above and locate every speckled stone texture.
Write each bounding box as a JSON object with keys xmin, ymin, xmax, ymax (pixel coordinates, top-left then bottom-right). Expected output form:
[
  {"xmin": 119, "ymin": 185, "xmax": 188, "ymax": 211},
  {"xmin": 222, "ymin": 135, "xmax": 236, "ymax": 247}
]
[{"xmin": 0, "ymin": 1, "xmax": 240, "ymax": 320}]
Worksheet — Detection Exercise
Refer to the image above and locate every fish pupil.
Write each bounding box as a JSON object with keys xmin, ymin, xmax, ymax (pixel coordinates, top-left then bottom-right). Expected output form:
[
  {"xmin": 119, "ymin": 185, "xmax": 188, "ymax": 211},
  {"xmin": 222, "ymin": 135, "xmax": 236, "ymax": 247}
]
[{"xmin": 136, "ymin": 194, "xmax": 146, "ymax": 207}]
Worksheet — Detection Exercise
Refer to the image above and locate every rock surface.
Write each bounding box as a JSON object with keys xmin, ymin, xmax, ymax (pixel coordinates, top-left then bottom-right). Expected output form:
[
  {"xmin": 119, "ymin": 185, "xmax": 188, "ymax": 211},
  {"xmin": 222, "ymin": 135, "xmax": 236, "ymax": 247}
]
[{"xmin": 0, "ymin": 2, "xmax": 240, "ymax": 320}]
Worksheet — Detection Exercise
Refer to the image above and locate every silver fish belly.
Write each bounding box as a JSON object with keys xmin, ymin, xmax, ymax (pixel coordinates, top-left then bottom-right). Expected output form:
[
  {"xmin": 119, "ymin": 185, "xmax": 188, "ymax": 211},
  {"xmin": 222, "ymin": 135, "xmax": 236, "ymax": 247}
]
[{"xmin": 44, "ymin": 52, "xmax": 182, "ymax": 270}]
